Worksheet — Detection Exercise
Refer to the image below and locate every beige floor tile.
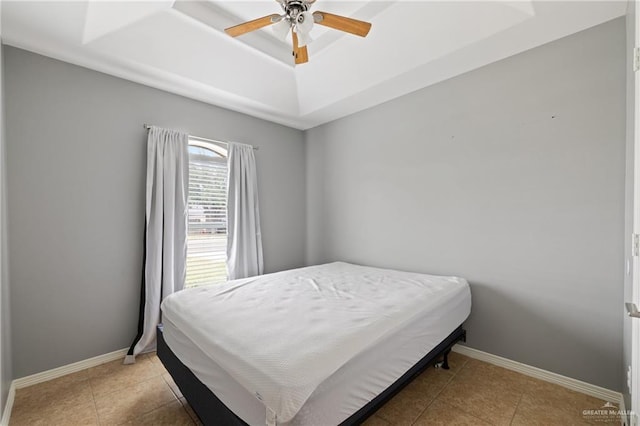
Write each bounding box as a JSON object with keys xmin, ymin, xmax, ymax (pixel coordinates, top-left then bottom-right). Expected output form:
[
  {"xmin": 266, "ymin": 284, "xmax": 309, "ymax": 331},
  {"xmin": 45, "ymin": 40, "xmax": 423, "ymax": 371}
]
[
  {"xmin": 374, "ymin": 386, "xmax": 432, "ymax": 425},
  {"xmin": 436, "ymin": 367, "xmax": 522, "ymax": 426},
  {"xmin": 374, "ymin": 363, "xmax": 458, "ymax": 425},
  {"xmin": 455, "ymin": 359, "xmax": 537, "ymax": 395},
  {"xmin": 143, "ymin": 352, "xmax": 166, "ymax": 373},
  {"xmin": 88, "ymin": 356, "xmax": 161, "ymax": 397},
  {"xmin": 179, "ymin": 397, "xmax": 203, "ymax": 426},
  {"xmin": 123, "ymin": 400, "xmax": 194, "ymax": 425},
  {"xmin": 86, "ymin": 358, "xmax": 124, "ymax": 378},
  {"xmin": 10, "ymin": 400, "xmax": 98, "ymax": 426},
  {"xmin": 361, "ymin": 414, "xmax": 390, "ymax": 425},
  {"xmin": 163, "ymin": 372, "xmax": 183, "ymax": 398},
  {"xmin": 94, "ymin": 376, "xmax": 176, "ymax": 425},
  {"xmin": 413, "ymin": 399, "xmax": 492, "ymax": 426},
  {"xmin": 512, "ymin": 394, "xmax": 589, "ymax": 425},
  {"xmin": 12, "ymin": 374, "xmax": 93, "ymax": 419},
  {"xmin": 7, "ymin": 349, "xmax": 611, "ymax": 426},
  {"xmin": 441, "ymin": 351, "xmax": 470, "ymax": 373},
  {"xmin": 512, "ymin": 386, "xmax": 617, "ymax": 426},
  {"xmin": 403, "ymin": 366, "xmax": 455, "ymax": 400}
]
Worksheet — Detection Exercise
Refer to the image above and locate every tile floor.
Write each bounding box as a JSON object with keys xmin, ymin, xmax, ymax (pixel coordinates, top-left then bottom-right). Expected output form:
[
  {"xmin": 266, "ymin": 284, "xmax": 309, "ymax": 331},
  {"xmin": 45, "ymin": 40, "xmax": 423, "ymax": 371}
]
[{"xmin": 9, "ymin": 351, "xmax": 620, "ymax": 425}]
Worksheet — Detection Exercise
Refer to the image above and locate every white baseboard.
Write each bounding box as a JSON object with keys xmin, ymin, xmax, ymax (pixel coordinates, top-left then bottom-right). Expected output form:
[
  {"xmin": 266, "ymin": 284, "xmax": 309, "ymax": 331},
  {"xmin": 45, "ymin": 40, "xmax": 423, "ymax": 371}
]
[
  {"xmin": 619, "ymin": 395, "xmax": 627, "ymax": 426},
  {"xmin": 0, "ymin": 347, "xmax": 128, "ymax": 425},
  {"xmin": 0, "ymin": 382, "xmax": 15, "ymax": 426},
  {"xmin": 452, "ymin": 344, "xmax": 622, "ymax": 404},
  {"xmin": 12, "ymin": 347, "xmax": 128, "ymax": 390}
]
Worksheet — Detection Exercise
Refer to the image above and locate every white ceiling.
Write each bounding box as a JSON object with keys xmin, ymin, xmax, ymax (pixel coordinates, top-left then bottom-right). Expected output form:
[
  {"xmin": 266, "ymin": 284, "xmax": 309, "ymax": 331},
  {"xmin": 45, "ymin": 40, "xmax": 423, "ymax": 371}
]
[{"xmin": 1, "ymin": 1, "xmax": 628, "ymax": 130}]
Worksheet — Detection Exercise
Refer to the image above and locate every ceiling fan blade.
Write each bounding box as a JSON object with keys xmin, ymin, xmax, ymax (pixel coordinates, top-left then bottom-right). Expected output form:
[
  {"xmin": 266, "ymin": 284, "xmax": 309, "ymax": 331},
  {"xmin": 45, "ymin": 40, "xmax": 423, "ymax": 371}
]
[
  {"xmin": 225, "ymin": 14, "xmax": 281, "ymax": 37},
  {"xmin": 296, "ymin": 45, "xmax": 309, "ymax": 64},
  {"xmin": 292, "ymin": 32, "xmax": 309, "ymax": 65},
  {"xmin": 312, "ymin": 12, "xmax": 371, "ymax": 37}
]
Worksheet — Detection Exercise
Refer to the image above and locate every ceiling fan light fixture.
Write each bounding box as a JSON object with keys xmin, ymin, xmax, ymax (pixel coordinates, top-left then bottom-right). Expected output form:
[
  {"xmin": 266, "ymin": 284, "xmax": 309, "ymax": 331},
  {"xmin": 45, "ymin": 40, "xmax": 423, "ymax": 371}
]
[
  {"xmin": 296, "ymin": 11, "xmax": 314, "ymax": 35},
  {"xmin": 272, "ymin": 18, "xmax": 291, "ymax": 40},
  {"xmin": 297, "ymin": 29, "xmax": 313, "ymax": 47}
]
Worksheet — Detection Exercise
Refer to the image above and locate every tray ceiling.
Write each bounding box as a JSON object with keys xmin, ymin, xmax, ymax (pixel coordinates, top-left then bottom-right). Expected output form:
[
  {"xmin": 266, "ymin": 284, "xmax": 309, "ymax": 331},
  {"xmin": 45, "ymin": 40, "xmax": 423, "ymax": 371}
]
[{"xmin": 1, "ymin": 1, "xmax": 627, "ymax": 130}]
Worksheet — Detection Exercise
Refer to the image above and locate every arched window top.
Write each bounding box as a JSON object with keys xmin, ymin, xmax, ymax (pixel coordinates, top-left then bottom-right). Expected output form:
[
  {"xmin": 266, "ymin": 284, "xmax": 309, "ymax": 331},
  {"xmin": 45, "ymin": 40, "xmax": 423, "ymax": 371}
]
[{"xmin": 188, "ymin": 138, "xmax": 227, "ymax": 159}]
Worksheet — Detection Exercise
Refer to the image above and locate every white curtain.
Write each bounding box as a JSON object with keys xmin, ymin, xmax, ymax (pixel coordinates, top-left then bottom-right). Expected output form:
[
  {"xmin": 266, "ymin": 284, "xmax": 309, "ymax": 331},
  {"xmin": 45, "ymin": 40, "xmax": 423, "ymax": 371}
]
[
  {"xmin": 125, "ymin": 126, "xmax": 189, "ymax": 363},
  {"xmin": 226, "ymin": 142, "xmax": 264, "ymax": 280}
]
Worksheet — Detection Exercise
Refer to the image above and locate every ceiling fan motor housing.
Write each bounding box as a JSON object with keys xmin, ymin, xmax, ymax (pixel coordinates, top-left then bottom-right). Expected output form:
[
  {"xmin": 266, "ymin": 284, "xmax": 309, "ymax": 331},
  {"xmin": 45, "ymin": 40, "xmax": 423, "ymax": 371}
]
[{"xmin": 281, "ymin": 0, "xmax": 310, "ymax": 21}]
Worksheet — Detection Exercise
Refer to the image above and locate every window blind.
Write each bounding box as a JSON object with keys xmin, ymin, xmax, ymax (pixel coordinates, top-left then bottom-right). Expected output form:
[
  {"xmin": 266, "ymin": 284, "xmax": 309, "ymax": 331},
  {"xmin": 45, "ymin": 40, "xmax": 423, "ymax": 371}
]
[{"xmin": 186, "ymin": 147, "xmax": 228, "ymax": 287}]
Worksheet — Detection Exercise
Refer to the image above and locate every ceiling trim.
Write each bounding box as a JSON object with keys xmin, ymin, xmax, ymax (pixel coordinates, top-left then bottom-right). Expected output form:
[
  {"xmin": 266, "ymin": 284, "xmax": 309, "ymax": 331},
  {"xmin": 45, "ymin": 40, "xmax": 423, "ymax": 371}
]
[
  {"xmin": 0, "ymin": 1, "xmax": 629, "ymax": 131},
  {"xmin": 82, "ymin": 0, "xmax": 175, "ymax": 44},
  {"xmin": 1, "ymin": 33, "xmax": 312, "ymax": 130},
  {"xmin": 173, "ymin": 0, "xmax": 295, "ymax": 66}
]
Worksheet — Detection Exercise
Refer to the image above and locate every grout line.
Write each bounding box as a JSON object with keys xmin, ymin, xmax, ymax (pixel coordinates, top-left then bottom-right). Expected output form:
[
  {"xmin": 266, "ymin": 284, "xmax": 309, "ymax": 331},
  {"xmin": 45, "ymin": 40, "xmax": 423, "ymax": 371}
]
[
  {"xmin": 85, "ymin": 363, "xmax": 170, "ymax": 425},
  {"xmin": 455, "ymin": 357, "xmax": 470, "ymax": 374},
  {"xmin": 429, "ymin": 356, "xmax": 507, "ymax": 425},
  {"xmin": 162, "ymin": 374, "xmax": 183, "ymax": 400},
  {"xmin": 175, "ymin": 399, "xmax": 197, "ymax": 426},
  {"xmin": 179, "ymin": 397, "xmax": 201, "ymax": 425},
  {"xmin": 92, "ymin": 403, "xmax": 100, "ymax": 426},
  {"xmin": 410, "ymin": 359, "xmax": 467, "ymax": 425},
  {"xmin": 106, "ymin": 377, "xmax": 178, "ymax": 424},
  {"xmin": 411, "ymin": 399, "xmax": 435, "ymax": 425},
  {"xmin": 509, "ymin": 393, "xmax": 525, "ymax": 425},
  {"xmin": 86, "ymin": 374, "xmax": 101, "ymax": 426},
  {"xmin": 122, "ymin": 399, "xmax": 185, "ymax": 426},
  {"xmin": 420, "ymin": 363, "xmax": 494, "ymax": 426},
  {"xmin": 435, "ymin": 399, "xmax": 493, "ymax": 426},
  {"xmin": 432, "ymin": 369, "xmax": 458, "ymax": 400}
]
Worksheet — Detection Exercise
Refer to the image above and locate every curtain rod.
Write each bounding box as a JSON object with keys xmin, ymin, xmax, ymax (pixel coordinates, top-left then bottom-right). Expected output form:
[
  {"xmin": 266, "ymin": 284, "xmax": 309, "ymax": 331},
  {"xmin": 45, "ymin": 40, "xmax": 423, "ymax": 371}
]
[{"xmin": 143, "ymin": 124, "xmax": 258, "ymax": 150}]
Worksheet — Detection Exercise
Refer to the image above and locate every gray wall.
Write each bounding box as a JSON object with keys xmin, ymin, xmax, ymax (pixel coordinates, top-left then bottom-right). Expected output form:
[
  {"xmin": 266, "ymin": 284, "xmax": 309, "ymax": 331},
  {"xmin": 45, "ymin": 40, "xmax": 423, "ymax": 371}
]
[
  {"xmin": 0, "ymin": 20, "xmax": 12, "ymax": 414},
  {"xmin": 622, "ymin": 0, "xmax": 636, "ymax": 411},
  {"xmin": 4, "ymin": 46, "xmax": 306, "ymax": 378},
  {"xmin": 306, "ymin": 18, "xmax": 626, "ymax": 390}
]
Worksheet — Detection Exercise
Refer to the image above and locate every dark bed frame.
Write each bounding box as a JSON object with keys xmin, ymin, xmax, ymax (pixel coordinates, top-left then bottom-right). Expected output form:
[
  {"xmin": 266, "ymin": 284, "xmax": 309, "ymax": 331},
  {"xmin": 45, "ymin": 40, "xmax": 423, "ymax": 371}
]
[{"xmin": 157, "ymin": 324, "xmax": 466, "ymax": 426}]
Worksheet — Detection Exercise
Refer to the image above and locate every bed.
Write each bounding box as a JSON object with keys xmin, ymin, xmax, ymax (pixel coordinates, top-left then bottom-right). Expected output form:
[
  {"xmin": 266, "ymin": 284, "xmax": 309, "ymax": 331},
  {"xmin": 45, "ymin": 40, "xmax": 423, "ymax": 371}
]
[{"xmin": 158, "ymin": 262, "xmax": 471, "ymax": 425}]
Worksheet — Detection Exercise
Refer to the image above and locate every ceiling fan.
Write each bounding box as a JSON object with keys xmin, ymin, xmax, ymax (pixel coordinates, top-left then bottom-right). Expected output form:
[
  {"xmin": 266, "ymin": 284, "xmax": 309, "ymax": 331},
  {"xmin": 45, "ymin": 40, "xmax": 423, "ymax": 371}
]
[{"xmin": 224, "ymin": 0, "xmax": 372, "ymax": 65}]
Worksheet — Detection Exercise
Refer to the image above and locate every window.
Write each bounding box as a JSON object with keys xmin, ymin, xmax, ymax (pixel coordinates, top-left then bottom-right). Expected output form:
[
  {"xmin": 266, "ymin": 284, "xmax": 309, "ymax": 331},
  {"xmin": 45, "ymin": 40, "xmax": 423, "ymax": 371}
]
[{"xmin": 186, "ymin": 138, "xmax": 228, "ymax": 287}]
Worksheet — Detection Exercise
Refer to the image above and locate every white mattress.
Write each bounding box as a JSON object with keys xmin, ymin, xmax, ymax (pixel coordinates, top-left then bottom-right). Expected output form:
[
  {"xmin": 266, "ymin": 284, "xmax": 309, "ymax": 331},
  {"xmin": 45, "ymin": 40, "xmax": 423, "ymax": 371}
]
[{"xmin": 161, "ymin": 262, "xmax": 471, "ymax": 425}]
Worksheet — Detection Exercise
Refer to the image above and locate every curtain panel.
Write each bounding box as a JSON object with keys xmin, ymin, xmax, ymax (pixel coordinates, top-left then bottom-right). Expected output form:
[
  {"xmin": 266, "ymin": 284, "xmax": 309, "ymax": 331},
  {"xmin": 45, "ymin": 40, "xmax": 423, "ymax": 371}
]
[
  {"xmin": 125, "ymin": 126, "xmax": 189, "ymax": 362},
  {"xmin": 226, "ymin": 142, "xmax": 264, "ymax": 280}
]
